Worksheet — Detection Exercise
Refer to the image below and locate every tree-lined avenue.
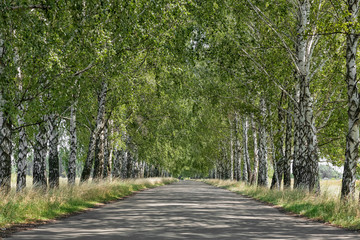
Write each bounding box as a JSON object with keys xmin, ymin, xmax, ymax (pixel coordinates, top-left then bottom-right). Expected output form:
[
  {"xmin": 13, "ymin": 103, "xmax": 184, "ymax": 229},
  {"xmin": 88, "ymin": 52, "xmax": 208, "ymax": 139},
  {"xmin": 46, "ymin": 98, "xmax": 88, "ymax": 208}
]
[{"xmin": 7, "ymin": 181, "xmax": 359, "ymax": 240}]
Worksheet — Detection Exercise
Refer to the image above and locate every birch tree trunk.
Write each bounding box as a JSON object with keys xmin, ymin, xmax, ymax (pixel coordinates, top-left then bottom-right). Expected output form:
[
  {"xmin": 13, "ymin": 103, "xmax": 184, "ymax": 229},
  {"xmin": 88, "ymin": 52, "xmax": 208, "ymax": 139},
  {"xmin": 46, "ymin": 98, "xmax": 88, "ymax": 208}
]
[
  {"xmin": 68, "ymin": 102, "xmax": 77, "ymax": 184},
  {"xmin": 234, "ymin": 114, "xmax": 242, "ymax": 181},
  {"xmin": 221, "ymin": 144, "xmax": 229, "ymax": 179},
  {"xmin": 242, "ymin": 117, "xmax": 250, "ymax": 182},
  {"xmin": 92, "ymin": 81, "xmax": 107, "ymax": 180},
  {"xmin": 271, "ymin": 105, "xmax": 285, "ymax": 190},
  {"xmin": 293, "ymin": 0, "xmax": 320, "ymax": 192},
  {"xmin": 257, "ymin": 99, "xmax": 268, "ymax": 187},
  {"xmin": 15, "ymin": 49, "xmax": 27, "ymax": 191},
  {"xmin": 33, "ymin": 121, "xmax": 48, "ymax": 188},
  {"xmin": 0, "ymin": 93, "xmax": 12, "ymax": 194},
  {"xmin": 270, "ymin": 126, "xmax": 279, "ymax": 190},
  {"xmin": 297, "ymin": 64, "xmax": 320, "ymax": 192},
  {"xmin": 342, "ymin": 0, "xmax": 360, "ymax": 200},
  {"xmin": 250, "ymin": 114, "xmax": 259, "ymax": 185},
  {"xmin": 112, "ymin": 148, "xmax": 121, "ymax": 178},
  {"xmin": 102, "ymin": 123, "xmax": 111, "ymax": 179},
  {"xmin": 81, "ymin": 80, "xmax": 107, "ymax": 182},
  {"xmin": 229, "ymin": 118, "xmax": 234, "ymax": 180},
  {"xmin": 93, "ymin": 128, "xmax": 105, "ymax": 180},
  {"xmin": 80, "ymin": 129, "xmax": 96, "ymax": 182},
  {"xmin": 16, "ymin": 104, "xmax": 28, "ymax": 192},
  {"xmin": 270, "ymin": 126, "xmax": 280, "ymax": 189},
  {"xmin": 144, "ymin": 162, "xmax": 149, "ymax": 178},
  {"xmin": 308, "ymin": 108, "xmax": 320, "ymax": 193},
  {"xmin": 139, "ymin": 161, "xmax": 145, "ymax": 178},
  {"xmin": 294, "ymin": 0, "xmax": 311, "ymax": 190},
  {"xmin": 283, "ymin": 103, "xmax": 293, "ymax": 188},
  {"xmin": 107, "ymin": 145, "xmax": 113, "ymax": 179},
  {"xmin": 293, "ymin": 86, "xmax": 301, "ymax": 188},
  {"xmin": 0, "ymin": 35, "xmax": 12, "ymax": 194},
  {"xmin": 126, "ymin": 150, "xmax": 133, "ymax": 178},
  {"xmin": 121, "ymin": 150, "xmax": 128, "ymax": 178},
  {"xmin": 250, "ymin": 115, "xmax": 258, "ymax": 185},
  {"xmin": 133, "ymin": 146, "xmax": 139, "ymax": 178},
  {"xmin": 48, "ymin": 115, "xmax": 59, "ymax": 188},
  {"xmin": 133, "ymin": 159, "xmax": 139, "ymax": 178}
]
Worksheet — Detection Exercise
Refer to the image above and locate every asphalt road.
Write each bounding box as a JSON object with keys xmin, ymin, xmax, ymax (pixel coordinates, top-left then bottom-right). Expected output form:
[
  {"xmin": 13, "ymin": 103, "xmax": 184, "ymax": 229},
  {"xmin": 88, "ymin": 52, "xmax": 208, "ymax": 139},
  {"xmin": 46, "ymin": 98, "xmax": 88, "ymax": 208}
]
[{"xmin": 6, "ymin": 181, "xmax": 360, "ymax": 239}]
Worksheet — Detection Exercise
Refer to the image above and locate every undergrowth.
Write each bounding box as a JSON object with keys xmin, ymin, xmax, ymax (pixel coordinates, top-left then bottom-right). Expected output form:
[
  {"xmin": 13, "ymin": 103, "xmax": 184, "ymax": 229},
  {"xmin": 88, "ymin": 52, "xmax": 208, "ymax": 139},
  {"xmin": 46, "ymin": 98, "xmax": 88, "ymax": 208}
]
[
  {"xmin": 0, "ymin": 178, "xmax": 176, "ymax": 228},
  {"xmin": 204, "ymin": 179, "xmax": 360, "ymax": 230}
]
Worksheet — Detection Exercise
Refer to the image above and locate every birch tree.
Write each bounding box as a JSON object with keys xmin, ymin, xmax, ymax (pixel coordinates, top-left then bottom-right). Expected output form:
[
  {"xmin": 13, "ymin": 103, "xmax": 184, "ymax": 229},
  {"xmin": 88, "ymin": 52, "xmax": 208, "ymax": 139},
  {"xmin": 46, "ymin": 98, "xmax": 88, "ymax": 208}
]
[
  {"xmin": 234, "ymin": 113, "xmax": 242, "ymax": 181},
  {"xmin": 0, "ymin": 30, "xmax": 12, "ymax": 193},
  {"xmin": 68, "ymin": 102, "xmax": 77, "ymax": 184},
  {"xmin": 250, "ymin": 115, "xmax": 259, "ymax": 185},
  {"xmin": 341, "ymin": 0, "xmax": 360, "ymax": 200},
  {"xmin": 242, "ymin": 116, "xmax": 250, "ymax": 182},
  {"xmin": 258, "ymin": 99, "xmax": 268, "ymax": 187},
  {"xmin": 17, "ymin": 103, "xmax": 28, "ymax": 191},
  {"xmin": 81, "ymin": 80, "xmax": 108, "ymax": 181},
  {"xmin": 48, "ymin": 114, "xmax": 59, "ymax": 188},
  {"xmin": 33, "ymin": 121, "xmax": 48, "ymax": 188},
  {"xmin": 284, "ymin": 101, "xmax": 293, "ymax": 188}
]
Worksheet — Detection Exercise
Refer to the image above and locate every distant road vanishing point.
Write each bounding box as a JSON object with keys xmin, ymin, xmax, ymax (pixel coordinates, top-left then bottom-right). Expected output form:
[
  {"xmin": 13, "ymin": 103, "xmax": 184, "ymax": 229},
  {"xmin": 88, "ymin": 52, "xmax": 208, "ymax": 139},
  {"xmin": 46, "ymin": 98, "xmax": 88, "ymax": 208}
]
[{"xmin": 7, "ymin": 181, "xmax": 360, "ymax": 240}]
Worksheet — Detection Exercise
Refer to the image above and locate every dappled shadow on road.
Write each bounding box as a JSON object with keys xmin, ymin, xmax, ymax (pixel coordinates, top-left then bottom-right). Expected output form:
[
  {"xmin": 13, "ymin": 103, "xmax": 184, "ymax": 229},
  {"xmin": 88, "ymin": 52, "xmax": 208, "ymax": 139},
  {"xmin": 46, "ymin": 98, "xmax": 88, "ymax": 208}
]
[{"xmin": 8, "ymin": 181, "xmax": 359, "ymax": 240}]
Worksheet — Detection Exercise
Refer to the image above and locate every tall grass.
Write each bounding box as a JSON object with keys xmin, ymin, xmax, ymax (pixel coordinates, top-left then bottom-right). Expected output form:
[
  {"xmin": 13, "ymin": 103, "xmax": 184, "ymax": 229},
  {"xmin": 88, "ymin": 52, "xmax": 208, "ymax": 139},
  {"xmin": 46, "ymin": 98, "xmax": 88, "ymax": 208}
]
[
  {"xmin": 205, "ymin": 179, "xmax": 360, "ymax": 230},
  {"xmin": 0, "ymin": 178, "xmax": 176, "ymax": 228}
]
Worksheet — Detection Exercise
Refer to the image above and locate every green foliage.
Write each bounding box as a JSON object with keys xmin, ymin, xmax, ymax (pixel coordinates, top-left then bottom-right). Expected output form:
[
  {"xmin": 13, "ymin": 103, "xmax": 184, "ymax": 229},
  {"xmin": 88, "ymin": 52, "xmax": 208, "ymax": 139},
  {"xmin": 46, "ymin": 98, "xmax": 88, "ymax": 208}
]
[{"xmin": 0, "ymin": 0, "xmax": 352, "ymax": 177}]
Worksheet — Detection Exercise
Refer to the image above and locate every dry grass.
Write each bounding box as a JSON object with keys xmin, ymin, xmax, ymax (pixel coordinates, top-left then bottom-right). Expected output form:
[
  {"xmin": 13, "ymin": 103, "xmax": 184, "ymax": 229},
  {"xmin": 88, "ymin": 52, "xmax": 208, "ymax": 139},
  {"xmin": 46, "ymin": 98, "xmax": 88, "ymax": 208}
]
[
  {"xmin": 204, "ymin": 179, "xmax": 360, "ymax": 230},
  {"xmin": 0, "ymin": 177, "xmax": 176, "ymax": 228}
]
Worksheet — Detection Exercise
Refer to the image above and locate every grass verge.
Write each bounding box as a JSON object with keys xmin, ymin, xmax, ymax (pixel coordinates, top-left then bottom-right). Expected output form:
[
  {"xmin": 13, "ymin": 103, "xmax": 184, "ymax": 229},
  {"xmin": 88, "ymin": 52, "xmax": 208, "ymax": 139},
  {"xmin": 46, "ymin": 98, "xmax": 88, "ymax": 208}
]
[
  {"xmin": 204, "ymin": 179, "xmax": 360, "ymax": 230},
  {"xmin": 0, "ymin": 178, "xmax": 176, "ymax": 229}
]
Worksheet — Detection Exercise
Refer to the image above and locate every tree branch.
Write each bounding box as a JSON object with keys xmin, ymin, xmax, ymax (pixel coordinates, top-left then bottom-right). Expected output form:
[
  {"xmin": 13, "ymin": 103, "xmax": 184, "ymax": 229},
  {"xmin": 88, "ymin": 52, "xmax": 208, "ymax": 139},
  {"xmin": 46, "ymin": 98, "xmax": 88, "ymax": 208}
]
[{"xmin": 10, "ymin": 5, "xmax": 50, "ymax": 11}]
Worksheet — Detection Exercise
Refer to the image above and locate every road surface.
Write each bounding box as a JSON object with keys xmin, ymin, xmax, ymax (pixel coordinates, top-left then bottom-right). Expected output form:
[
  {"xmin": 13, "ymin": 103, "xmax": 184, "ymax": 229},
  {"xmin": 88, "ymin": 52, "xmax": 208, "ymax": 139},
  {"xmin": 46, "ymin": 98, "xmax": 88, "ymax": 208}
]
[{"xmin": 7, "ymin": 181, "xmax": 360, "ymax": 239}]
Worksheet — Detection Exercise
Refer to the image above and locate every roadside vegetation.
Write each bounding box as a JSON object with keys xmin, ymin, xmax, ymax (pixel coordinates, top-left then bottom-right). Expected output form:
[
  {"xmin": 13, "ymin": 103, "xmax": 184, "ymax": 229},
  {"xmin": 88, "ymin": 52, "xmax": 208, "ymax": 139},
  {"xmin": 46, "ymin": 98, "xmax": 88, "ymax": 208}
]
[
  {"xmin": 0, "ymin": 178, "xmax": 176, "ymax": 228},
  {"xmin": 205, "ymin": 179, "xmax": 360, "ymax": 230}
]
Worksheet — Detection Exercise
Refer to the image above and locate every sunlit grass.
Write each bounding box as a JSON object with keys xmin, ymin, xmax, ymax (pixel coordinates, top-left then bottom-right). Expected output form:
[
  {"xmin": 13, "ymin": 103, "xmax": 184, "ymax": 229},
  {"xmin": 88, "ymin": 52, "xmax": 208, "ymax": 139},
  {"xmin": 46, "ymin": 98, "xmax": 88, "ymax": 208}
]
[
  {"xmin": 0, "ymin": 177, "xmax": 176, "ymax": 228},
  {"xmin": 204, "ymin": 179, "xmax": 360, "ymax": 230}
]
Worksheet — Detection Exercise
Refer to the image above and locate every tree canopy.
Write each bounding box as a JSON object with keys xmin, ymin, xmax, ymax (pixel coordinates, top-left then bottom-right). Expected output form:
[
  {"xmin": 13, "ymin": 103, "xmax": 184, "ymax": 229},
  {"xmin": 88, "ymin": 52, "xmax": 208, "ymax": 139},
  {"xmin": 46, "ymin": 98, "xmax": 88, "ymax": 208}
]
[{"xmin": 0, "ymin": 1, "xmax": 359, "ymax": 200}]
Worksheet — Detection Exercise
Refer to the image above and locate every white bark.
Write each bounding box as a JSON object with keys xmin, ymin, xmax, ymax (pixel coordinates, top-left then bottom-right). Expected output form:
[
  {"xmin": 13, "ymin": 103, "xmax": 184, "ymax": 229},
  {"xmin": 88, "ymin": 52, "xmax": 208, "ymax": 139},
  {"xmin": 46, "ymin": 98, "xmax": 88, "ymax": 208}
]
[
  {"xmin": 68, "ymin": 102, "xmax": 77, "ymax": 184},
  {"xmin": 48, "ymin": 114, "xmax": 59, "ymax": 188},
  {"xmin": 17, "ymin": 105, "xmax": 28, "ymax": 192},
  {"xmin": 0, "ymin": 92, "xmax": 11, "ymax": 194},
  {"xmin": 271, "ymin": 105, "xmax": 285, "ymax": 190},
  {"xmin": 229, "ymin": 118, "xmax": 234, "ymax": 180},
  {"xmin": 33, "ymin": 120, "xmax": 48, "ymax": 188},
  {"xmin": 293, "ymin": 86, "xmax": 301, "ymax": 188},
  {"xmin": 234, "ymin": 113, "xmax": 242, "ymax": 181},
  {"xmin": 342, "ymin": 0, "xmax": 360, "ymax": 200},
  {"xmin": 0, "ymin": 35, "xmax": 12, "ymax": 194},
  {"xmin": 284, "ymin": 103, "xmax": 292, "ymax": 188},
  {"xmin": 121, "ymin": 150, "xmax": 128, "ymax": 178},
  {"xmin": 93, "ymin": 127, "xmax": 105, "ymax": 180},
  {"xmin": 250, "ymin": 114, "xmax": 258, "ymax": 185},
  {"xmin": 112, "ymin": 148, "xmax": 122, "ymax": 178},
  {"xmin": 102, "ymin": 123, "xmax": 111, "ymax": 178},
  {"xmin": 93, "ymin": 81, "xmax": 107, "ymax": 180},
  {"xmin": 242, "ymin": 117, "xmax": 250, "ymax": 182},
  {"xmin": 126, "ymin": 149, "xmax": 133, "ymax": 178},
  {"xmin": 15, "ymin": 51, "xmax": 27, "ymax": 191},
  {"xmin": 81, "ymin": 80, "xmax": 107, "ymax": 181},
  {"xmin": 293, "ymin": 0, "xmax": 320, "ymax": 192},
  {"xmin": 80, "ymin": 129, "xmax": 96, "ymax": 182}
]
